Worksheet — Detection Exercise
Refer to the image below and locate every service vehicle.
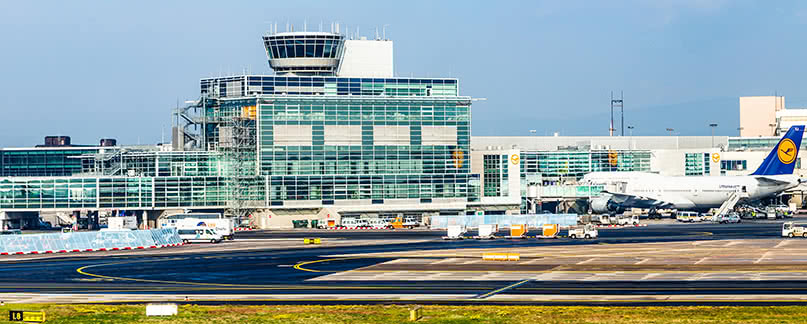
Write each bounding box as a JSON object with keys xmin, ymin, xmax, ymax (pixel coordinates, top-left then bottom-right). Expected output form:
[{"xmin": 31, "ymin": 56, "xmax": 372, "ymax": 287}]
[
  {"xmin": 443, "ymin": 225, "xmax": 467, "ymax": 240},
  {"xmin": 766, "ymin": 207, "xmax": 778, "ymax": 220},
  {"xmin": 402, "ymin": 217, "xmax": 419, "ymax": 228},
  {"xmin": 676, "ymin": 211, "xmax": 699, "ymax": 222},
  {"xmin": 617, "ymin": 214, "xmax": 639, "ymax": 225},
  {"xmin": 597, "ymin": 214, "xmax": 613, "ymax": 225},
  {"xmin": 341, "ymin": 218, "xmax": 369, "ymax": 228},
  {"xmin": 367, "ymin": 218, "xmax": 391, "ymax": 229},
  {"xmin": 107, "ymin": 216, "xmax": 138, "ymax": 230},
  {"xmin": 178, "ymin": 227, "xmax": 223, "ymax": 244},
  {"xmin": 568, "ymin": 223, "xmax": 598, "ymax": 239},
  {"xmin": 160, "ymin": 213, "xmax": 234, "ymax": 240},
  {"xmin": 718, "ymin": 212, "xmax": 742, "ymax": 224},
  {"xmin": 535, "ymin": 224, "xmax": 560, "ymax": 239},
  {"xmin": 175, "ymin": 218, "xmax": 234, "ymax": 240},
  {"xmin": 782, "ymin": 222, "xmax": 807, "ymax": 238}
]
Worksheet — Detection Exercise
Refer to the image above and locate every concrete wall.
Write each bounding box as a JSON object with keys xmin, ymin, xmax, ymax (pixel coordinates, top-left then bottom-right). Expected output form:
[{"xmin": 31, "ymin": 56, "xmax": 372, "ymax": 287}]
[
  {"xmin": 338, "ymin": 39, "xmax": 393, "ymax": 77},
  {"xmin": 740, "ymin": 96, "xmax": 784, "ymax": 137}
]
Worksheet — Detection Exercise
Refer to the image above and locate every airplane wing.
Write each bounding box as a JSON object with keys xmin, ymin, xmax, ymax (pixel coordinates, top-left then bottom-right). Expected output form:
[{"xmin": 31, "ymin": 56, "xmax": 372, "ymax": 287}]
[
  {"xmin": 755, "ymin": 176, "xmax": 792, "ymax": 187},
  {"xmin": 601, "ymin": 190, "xmax": 686, "ymax": 209}
]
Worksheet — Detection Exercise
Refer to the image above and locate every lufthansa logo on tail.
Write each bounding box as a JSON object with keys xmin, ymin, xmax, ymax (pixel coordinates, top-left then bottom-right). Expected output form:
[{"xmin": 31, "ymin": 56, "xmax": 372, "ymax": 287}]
[{"xmin": 777, "ymin": 138, "xmax": 797, "ymax": 164}]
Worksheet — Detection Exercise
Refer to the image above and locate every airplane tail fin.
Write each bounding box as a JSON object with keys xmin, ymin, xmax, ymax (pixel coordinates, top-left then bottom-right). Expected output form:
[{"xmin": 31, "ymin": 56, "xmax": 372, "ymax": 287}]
[{"xmin": 751, "ymin": 125, "xmax": 804, "ymax": 175}]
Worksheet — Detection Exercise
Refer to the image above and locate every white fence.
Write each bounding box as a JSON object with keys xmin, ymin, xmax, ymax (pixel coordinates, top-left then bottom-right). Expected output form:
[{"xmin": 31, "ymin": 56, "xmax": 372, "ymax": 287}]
[{"xmin": 0, "ymin": 228, "xmax": 181, "ymax": 254}]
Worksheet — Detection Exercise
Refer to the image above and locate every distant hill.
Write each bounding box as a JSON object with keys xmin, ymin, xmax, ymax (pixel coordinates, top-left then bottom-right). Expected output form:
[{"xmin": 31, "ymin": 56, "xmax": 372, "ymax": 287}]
[{"xmin": 472, "ymin": 97, "xmax": 739, "ymax": 137}]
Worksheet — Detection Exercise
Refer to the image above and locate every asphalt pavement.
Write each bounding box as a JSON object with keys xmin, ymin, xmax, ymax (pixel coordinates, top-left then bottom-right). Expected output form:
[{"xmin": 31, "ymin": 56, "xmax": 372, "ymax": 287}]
[{"xmin": 3, "ymin": 219, "xmax": 807, "ymax": 305}]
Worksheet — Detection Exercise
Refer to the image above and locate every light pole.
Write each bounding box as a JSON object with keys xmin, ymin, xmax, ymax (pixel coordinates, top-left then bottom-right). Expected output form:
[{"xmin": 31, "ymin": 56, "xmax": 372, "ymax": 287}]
[
  {"xmin": 627, "ymin": 125, "xmax": 635, "ymax": 150},
  {"xmin": 709, "ymin": 123, "xmax": 718, "ymax": 148},
  {"xmin": 666, "ymin": 128, "xmax": 674, "ymax": 136}
]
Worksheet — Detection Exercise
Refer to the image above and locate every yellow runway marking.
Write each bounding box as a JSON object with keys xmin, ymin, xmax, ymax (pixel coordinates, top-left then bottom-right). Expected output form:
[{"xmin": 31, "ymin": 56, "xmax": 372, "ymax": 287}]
[{"xmin": 292, "ymin": 256, "xmax": 376, "ymax": 273}]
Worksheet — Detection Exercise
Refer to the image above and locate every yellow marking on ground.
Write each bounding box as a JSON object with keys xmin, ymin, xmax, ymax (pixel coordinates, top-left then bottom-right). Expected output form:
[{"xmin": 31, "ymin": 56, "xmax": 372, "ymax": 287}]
[
  {"xmin": 75, "ymin": 258, "xmax": 443, "ymax": 290},
  {"xmin": 292, "ymin": 256, "xmax": 375, "ymax": 273}
]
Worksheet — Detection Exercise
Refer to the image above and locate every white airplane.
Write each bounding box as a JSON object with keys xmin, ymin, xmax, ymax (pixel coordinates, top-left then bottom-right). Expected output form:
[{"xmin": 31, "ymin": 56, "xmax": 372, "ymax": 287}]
[{"xmin": 583, "ymin": 125, "xmax": 804, "ymax": 214}]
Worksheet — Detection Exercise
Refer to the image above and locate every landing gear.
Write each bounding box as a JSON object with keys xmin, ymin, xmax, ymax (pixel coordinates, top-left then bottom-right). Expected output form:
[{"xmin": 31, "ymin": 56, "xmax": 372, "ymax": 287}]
[{"xmin": 648, "ymin": 209, "xmax": 662, "ymax": 220}]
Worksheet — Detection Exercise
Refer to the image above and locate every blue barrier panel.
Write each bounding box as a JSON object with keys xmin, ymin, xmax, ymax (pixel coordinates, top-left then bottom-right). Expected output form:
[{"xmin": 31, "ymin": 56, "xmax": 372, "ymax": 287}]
[
  {"xmin": 430, "ymin": 214, "xmax": 578, "ymax": 229},
  {"xmin": 0, "ymin": 228, "xmax": 181, "ymax": 254}
]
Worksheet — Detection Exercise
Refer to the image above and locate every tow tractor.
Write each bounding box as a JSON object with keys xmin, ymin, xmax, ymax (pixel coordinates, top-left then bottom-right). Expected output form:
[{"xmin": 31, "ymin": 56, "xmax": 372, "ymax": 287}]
[
  {"xmin": 782, "ymin": 222, "xmax": 807, "ymax": 238},
  {"xmin": 568, "ymin": 223, "xmax": 598, "ymax": 239}
]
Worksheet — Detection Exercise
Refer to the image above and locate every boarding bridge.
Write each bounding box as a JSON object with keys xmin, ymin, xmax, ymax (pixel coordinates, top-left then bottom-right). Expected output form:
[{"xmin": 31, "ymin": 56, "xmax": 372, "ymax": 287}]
[{"xmin": 715, "ymin": 192, "xmax": 749, "ymax": 217}]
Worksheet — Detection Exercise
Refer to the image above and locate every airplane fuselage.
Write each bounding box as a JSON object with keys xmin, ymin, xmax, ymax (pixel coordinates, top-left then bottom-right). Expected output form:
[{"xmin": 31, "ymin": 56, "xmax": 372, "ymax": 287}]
[{"xmin": 583, "ymin": 172, "xmax": 799, "ymax": 211}]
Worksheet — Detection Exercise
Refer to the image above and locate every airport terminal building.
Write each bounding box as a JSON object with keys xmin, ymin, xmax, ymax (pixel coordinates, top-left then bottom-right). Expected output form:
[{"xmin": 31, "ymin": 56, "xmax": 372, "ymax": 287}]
[{"xmin": 1, "ymin": 27, "xmax": 806, "ymax": 229}]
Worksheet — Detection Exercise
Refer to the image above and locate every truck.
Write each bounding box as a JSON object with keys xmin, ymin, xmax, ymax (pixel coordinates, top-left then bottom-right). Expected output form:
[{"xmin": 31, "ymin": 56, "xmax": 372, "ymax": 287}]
[
  {"xmin": 389, "ymin": 215, "xmax": 418, "ymax": 229},
  {"xmin": 568, "ymin": 223, "xmax": 598, "ymax": 239},
  {"xmin": 106, "ymin": 216, "xmax": 138, "ymax": 230},
  {"xmin": 782, "ymin": 222, "xmax": 807, "ymax": 238},
  {"xmin": 160, "ymin": 213, "xmax": 234, "ymax": 240}
]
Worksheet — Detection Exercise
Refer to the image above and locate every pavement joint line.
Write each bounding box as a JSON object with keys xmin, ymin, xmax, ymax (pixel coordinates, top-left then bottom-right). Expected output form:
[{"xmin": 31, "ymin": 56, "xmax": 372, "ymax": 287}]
[{"xmin": 474, "ymin": 279, "xmax": 532, "ymax": 299}]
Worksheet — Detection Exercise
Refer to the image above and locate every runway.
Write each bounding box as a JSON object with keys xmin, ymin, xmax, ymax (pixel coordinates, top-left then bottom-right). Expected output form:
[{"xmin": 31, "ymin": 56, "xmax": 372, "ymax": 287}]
[{"xmin": 3, "ymin": 220, "xmax": 807, "ymax": 305}]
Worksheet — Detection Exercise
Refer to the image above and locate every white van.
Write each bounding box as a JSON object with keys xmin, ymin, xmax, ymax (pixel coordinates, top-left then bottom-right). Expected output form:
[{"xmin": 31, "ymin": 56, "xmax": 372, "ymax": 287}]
[
  {"xmin": 367, "ymin": 218, "xmax": 391, "ymax": 229},
  {"xmin": 178, "ymin": 227, "xmax": 223, "ymax": 244},
  {"xmin": 341, "ymin": 218, "xmax": 369, "ymax": 228},
  {"xmin": 676, "ymin": 211, "xmax": 699, "ymax": 222}
]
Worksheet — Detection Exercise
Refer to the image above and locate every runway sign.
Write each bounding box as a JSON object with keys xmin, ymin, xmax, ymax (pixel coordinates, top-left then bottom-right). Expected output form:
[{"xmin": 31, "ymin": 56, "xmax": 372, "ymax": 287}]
[{"xmin": 8, "ymin": 310, "xmax": 45, "ymax": 322}]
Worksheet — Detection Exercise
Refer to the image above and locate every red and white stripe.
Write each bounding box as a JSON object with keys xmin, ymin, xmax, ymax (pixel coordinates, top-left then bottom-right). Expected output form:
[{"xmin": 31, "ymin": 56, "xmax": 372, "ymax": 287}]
[
  {"xmin": 326, "ymin": 226, "xmax": 392, "ymax": 230},
  {"xmin": 234, "ymin": 227, "xmax": 253, "ymax": 232},
  {"xmin": 0, "ymin": 241, "xmax": 187, "ymax": 256}
]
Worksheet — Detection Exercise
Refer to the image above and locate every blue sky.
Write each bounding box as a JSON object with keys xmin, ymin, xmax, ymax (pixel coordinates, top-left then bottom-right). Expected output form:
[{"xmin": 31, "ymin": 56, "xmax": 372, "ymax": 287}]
[{"xmin": 1, "ymin": 0, "xmax": 806, "ymax": 146}]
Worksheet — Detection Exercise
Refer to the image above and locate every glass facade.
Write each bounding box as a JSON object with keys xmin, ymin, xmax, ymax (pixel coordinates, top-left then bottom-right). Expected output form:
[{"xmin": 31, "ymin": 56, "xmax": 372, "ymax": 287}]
[
  {"xmin": 257, "ymin": 95, "xmax": 475, "ymax": 205},
  {"xmin": 685, "ymin": 153, "xmax": 711, "ymax": 176},
  {"xmin": 201, "ymin": 76, "xmax": 459, "ymax": 98},
  {"xmin": 0, "ymin": 177, "xmax": 231, "ymax": 210},
  {"xmin": 263, "ymin": 34, "xmax": 344, "ymax": 59},
  {"xmin": 518, "ymin": 150, "xmax": 651, "ymax": 213},
  {"xmin": 0, "ymin": 148, "xmax": 98, "ymax": 177},
  {"xmin": 519, "ymin": 150, "xmax": 652, "ymax": 183}
]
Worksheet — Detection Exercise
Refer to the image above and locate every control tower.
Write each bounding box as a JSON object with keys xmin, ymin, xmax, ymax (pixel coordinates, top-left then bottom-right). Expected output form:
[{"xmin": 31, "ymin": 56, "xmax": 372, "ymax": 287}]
[
  {"xmin": 263, "ymin": 25, "xmax": 393, "ymax": 77},
  {"xmin": 263, "ymin": 31, "xmax": 345, "ymax": 76}
]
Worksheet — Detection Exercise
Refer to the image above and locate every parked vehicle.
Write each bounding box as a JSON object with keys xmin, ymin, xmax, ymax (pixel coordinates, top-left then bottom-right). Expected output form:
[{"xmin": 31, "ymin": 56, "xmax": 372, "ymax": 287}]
[
  {"xmin": 569, "ymin": 224, "xmax": 598, "ymax": 239},
  {"xmin": 402, "ymin": 217, "xmax": 419, "ymax": 228},
  {"xmin": 676, "ymin": 211, "xmax": 699, "ymax": 222},
  {"xmin": 178, "ymin": 227, "xmax": 223, "ymax": 244},
  {"xmin": 161, "ymin": 214, "xmax": 234, "ymax": 240},
  {"xmin": 107, "ymin": 216, "xmax": 138, "ymax": 230},
  {"xmin": 341, "ymin": 218, "xmax": 369, "ymax": 228},
  {"xmin": 617, "ymin": 214, "xmax": 639, "ymax": 226},
  {"xmin": 766, "ymin": 207, "xmax": 778, "ymax": 220},
  {"xmin": 718, "ymin": 212, "xmax": 741, "ymax": 224},
  {"xmin": 367, "ymin": 218, "xmax": 391, "ymax": 229}
]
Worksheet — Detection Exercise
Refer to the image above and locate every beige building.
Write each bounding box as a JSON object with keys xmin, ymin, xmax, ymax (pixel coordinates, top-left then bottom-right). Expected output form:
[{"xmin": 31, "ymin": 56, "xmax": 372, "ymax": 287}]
[{"xmin": 739, "ymin": 96, "xmax": 784, "ymax": 137}]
